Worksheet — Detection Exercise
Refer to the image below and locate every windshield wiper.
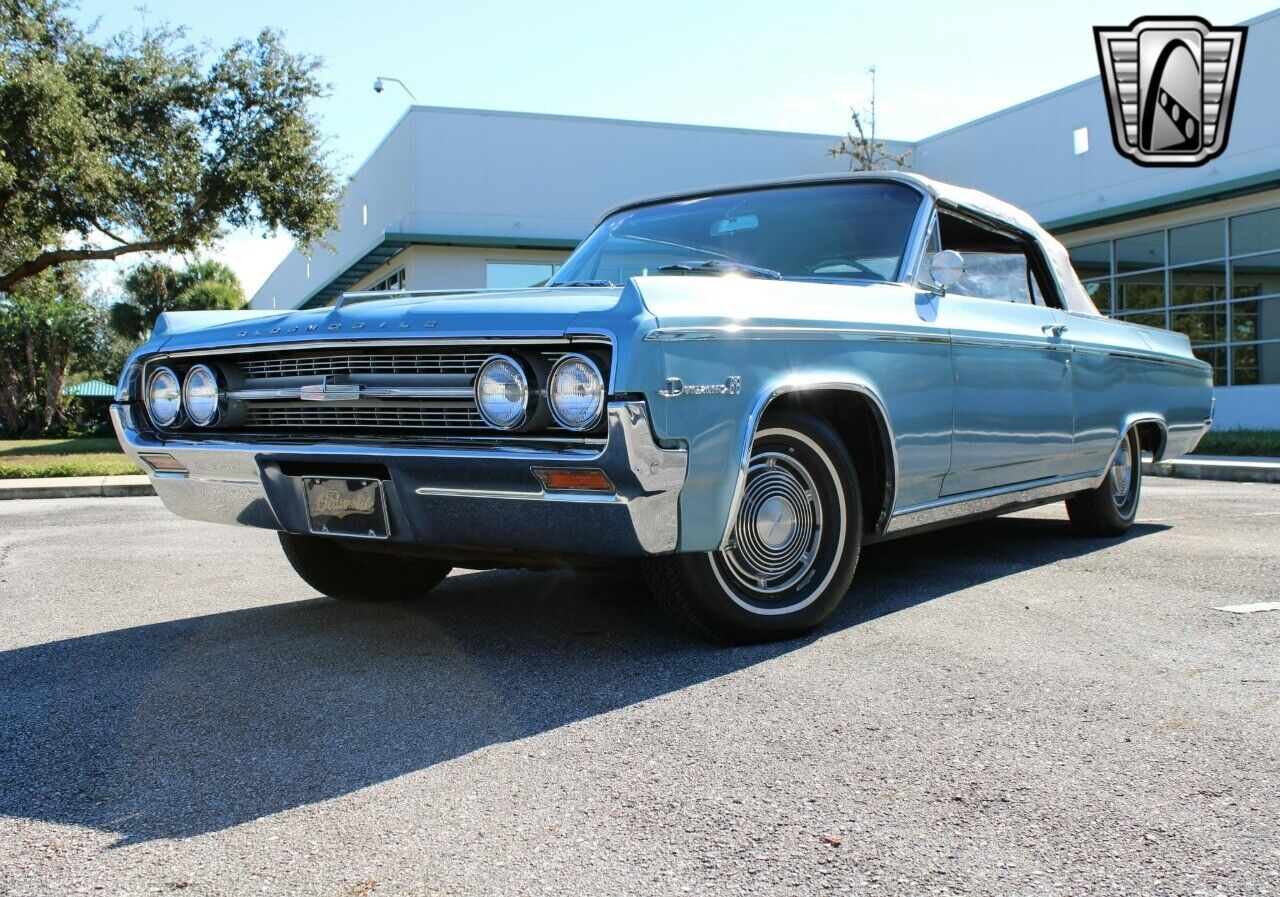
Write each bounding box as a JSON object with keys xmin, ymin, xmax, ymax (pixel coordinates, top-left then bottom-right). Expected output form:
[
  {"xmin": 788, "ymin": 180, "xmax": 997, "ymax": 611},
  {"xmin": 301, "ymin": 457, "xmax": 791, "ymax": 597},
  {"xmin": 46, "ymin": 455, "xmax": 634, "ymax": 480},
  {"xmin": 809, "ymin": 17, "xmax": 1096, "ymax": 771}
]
[
  {"xmin": 554, "ymin": 279, "xmax": 616, "ymax": 287},
  {"xmin": 656, "ymin": 260, "xmax": 782, "ymax": 280}
]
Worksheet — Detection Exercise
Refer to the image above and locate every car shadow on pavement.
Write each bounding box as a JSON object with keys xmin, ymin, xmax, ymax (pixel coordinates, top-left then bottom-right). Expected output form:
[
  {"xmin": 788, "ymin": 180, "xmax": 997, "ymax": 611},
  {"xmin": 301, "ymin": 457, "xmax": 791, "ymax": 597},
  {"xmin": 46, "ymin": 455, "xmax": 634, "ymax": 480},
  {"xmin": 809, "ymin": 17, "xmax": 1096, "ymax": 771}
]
[{"xmin": 0, "ymin": 516, "xmax": 1165, "ymax": 845}]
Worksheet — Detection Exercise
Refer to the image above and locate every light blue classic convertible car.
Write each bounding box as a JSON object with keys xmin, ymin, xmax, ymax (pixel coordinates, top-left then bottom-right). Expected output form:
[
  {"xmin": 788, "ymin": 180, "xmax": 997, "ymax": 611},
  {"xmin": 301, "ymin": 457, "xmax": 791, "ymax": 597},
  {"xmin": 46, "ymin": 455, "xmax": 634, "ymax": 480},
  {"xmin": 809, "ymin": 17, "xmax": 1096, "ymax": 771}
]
[{"xmin": 112, "ymin": 173, "xmax": 1213, "ymax": 642}]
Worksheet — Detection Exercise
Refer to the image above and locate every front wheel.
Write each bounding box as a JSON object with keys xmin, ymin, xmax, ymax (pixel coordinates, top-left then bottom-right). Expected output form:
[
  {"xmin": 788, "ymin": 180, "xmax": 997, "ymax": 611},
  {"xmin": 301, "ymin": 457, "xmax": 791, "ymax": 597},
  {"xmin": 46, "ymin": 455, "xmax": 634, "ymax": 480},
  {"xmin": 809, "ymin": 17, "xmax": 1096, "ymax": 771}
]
[
  {"xmin": 1065, "ymin": 427, "xmax": 1142, "ymax": 536},
  {"xmin": 278, "ymin": 532, "xmax": 452, "ymax": 601},
  {"xmin": 643, "ymin": 411, "xmax": 862, "ymax": 643}
]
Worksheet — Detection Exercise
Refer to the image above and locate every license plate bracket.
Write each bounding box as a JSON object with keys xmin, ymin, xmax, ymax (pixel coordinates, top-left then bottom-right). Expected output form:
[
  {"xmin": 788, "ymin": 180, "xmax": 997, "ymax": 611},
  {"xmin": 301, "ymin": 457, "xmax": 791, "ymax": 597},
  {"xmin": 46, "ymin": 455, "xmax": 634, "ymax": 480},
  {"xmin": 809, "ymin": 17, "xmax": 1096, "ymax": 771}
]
[{"xmin": 302, "ymin": 477, "xmax": 390, "ymax": 539}]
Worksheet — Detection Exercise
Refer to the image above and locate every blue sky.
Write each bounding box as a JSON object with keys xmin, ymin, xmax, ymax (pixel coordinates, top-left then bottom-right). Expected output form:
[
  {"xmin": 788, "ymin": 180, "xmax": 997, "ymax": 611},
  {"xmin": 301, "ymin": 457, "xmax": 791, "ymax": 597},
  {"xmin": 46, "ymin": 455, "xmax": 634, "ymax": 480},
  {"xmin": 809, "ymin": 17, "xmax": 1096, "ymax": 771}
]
[{"xmin": 72, "ymin": 0, "xmax": 1278, "ymax": 294}]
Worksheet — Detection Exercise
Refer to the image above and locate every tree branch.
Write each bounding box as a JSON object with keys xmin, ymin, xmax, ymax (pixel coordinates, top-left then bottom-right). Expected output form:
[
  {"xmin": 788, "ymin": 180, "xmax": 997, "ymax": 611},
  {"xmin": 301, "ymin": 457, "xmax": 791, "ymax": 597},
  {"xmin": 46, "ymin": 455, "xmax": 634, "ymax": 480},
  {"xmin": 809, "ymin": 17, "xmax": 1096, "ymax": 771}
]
[
  {"xmin": 90, "ymin": 218, "xmax": 131, "ymax": 246},
  {"xmin": 0, "ymin": 237, "xmax": 176, "ymax": 294}
]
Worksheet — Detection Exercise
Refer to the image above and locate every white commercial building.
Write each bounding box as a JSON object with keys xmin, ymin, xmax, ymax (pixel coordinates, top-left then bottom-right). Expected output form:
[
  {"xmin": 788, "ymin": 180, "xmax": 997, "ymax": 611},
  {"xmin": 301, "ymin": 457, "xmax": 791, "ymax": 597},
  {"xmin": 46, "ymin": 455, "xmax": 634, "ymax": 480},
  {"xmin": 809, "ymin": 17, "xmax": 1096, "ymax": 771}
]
[{"xmin": 253, "ymin": 9, "xmax": 1280, "ymax": 428}]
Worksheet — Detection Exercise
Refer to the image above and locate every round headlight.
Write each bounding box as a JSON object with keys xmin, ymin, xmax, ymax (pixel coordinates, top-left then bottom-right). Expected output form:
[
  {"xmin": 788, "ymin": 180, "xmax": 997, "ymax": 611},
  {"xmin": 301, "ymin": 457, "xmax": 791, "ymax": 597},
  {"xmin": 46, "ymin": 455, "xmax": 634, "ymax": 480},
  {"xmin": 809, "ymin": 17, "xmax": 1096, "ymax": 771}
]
[
  {"xmin": 183, "ymin": 364, "xmax": 220, "ymax": 426},
  {"xmin": 549, "ymin": 353, "xmax": 605, "ymax": 430},
  {"xmin": 146, "ymin": 367, "xmax": 182, "ymax": 428},
  {"xmin": 474, "ymin": 355, "xmax": 529, "ymax": 430}
]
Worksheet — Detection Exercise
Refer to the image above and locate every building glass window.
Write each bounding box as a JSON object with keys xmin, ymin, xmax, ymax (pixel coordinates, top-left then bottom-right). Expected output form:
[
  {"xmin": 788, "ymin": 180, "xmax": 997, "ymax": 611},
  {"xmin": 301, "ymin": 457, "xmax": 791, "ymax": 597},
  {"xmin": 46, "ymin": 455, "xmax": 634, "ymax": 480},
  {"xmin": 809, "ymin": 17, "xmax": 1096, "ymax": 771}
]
[
  {"xmin": 1169, "ymin": 220, "xmax": 1225, "ymax": 266},
  {"xmin": 1114, "ymin": 231, "xmax": 1165, "ymax": 273},
  {"xmin": 368, "ymin": 268, "xmax": 405, "ymax": 292},
  {"xmin": 1169, "ymin": 262, "xmax": 1226, "ymax": 306},
  {"xmin": 1082, "ymin": 279, "xmax": 1112, "ymax": 313},
  {"xmin": 1068, "ymin": 241, "xmax": 1112, "ymax": 279},
  {"xmin": 1229, "ymin": 208, "xmax": 1280, "ymax": 256},
  {"xmin": 486, "ymin": 262, "xmax": 558, "ymax": 289},
  {"xmin": 1231, "ymin": 251, "xmax": 1280, "ymax": 299},
  {"xmin": 1066, "ymin": 203, "xmax": 1280, "ymax": 385},
  {"xmin": 1194, "ymin": 346, "xmax": 1227, "ymax": 386},
  {"xmin": 1115, "ymin": 271, "xmax": 1165, "ymax": 314}
]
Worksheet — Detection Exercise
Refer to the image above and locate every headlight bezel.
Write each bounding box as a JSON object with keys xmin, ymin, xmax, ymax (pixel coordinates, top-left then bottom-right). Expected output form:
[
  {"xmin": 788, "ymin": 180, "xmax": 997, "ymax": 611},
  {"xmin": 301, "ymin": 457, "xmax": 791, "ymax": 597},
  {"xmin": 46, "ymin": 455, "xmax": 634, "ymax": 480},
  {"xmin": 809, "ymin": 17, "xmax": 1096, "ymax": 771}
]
[
  {"xmin": 182, "ymin": 363, "xmax": 221, "ymax": 427},
  {"xmin": 548, "ymin": 352, "xmax": 606, "ymax": 431},
  {"xmin": 145, "ymin": 365, "xmax": 183, "ymax": 428},
  {"xmin": 474, "ymin": 354, "xmax": 531, "ymax": 431}
]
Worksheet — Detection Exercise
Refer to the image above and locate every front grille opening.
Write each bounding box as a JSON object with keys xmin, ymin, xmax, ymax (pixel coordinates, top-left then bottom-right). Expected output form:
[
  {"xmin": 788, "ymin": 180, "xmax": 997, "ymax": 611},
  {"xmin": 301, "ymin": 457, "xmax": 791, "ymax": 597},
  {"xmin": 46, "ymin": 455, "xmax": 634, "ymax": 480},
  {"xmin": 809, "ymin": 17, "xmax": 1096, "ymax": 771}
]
[
  {"xmin": 143, "ymin": 340, "xmax": 612, "ymax": 443},
  {"xmin": 243, "ymin": 401, "xmax": 487, "ymax": 431}
]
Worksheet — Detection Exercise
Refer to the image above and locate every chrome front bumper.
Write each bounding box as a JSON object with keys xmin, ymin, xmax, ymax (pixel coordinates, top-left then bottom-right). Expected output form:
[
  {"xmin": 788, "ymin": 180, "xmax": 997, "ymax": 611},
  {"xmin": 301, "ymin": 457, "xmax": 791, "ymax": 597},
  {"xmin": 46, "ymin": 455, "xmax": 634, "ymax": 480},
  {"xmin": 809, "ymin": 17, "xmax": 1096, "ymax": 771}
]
[{"xmin": 111, "ymin": 401, "xmax": 687, "ymax": 556}]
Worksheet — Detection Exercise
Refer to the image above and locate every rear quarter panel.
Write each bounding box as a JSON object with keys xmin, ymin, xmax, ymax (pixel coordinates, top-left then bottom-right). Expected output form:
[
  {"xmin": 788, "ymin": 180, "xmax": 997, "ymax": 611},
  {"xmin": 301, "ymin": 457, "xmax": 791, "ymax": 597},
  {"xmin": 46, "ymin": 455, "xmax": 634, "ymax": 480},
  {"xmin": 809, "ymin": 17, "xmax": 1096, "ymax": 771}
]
[{"xmin": 1063, "ymin": 311, "xmax": 1213, "ymax": 468}]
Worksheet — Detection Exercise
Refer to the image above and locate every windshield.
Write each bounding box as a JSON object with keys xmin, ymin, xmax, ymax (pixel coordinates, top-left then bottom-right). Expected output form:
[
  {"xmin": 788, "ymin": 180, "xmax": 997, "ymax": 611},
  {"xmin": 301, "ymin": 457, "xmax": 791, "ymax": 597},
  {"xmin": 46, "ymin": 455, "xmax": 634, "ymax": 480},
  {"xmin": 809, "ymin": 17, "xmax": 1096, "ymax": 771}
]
[{"xmin": 551, "ymin": 181, "xmax": 923, "ymax": 287}]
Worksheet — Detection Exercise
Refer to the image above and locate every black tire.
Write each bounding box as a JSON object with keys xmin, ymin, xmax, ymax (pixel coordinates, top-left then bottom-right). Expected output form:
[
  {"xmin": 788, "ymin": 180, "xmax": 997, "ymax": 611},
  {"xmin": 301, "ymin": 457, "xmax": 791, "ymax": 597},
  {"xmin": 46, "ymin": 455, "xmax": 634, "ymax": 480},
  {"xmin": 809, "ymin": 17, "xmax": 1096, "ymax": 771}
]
[
  {"xmin": 1066, "ymin": 427, "xmax": 1142, "ymax": 537},
  {"xmin": 642, "ymin": 411, "xmax": 862, "ymax": 643},
  {"xmin": 278, "ymin": 532, "xmax": 451, "ymax": 601}
]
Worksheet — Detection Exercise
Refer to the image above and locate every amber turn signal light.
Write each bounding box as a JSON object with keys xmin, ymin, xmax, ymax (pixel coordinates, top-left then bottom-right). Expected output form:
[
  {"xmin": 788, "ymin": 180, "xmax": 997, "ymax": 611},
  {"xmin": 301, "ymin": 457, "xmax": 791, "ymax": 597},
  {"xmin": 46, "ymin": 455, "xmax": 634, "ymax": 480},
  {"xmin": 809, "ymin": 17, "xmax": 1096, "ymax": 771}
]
[
  {"xmin": 532, "ymin": 467, "xmax": 614, "ymax": 493},
  {"xmin": 138, "ymin": 452, "xmax": 188, "ymax": 474}
]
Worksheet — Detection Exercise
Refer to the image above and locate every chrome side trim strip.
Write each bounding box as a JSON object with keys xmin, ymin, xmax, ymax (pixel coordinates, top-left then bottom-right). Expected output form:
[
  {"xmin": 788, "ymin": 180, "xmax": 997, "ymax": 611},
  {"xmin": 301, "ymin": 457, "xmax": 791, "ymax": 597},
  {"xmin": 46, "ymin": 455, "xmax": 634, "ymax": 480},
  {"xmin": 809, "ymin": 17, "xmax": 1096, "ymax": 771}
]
[
  {"xmin": 884, "ymin": 471, "xmax": 1102, "ymax": 536},
  {"xmin": 1069, "ymin": 343, "xmax": 1211, "ymax": 372},
  {"xmin": 951, "ymin": 335, "xmax": 1071, "ymax": 352}
]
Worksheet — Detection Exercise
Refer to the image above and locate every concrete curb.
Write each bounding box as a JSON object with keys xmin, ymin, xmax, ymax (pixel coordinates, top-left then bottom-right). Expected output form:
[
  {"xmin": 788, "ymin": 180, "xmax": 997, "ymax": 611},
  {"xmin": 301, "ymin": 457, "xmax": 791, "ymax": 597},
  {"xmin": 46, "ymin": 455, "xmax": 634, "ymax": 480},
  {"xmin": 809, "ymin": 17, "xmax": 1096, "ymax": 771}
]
[
  {"xmin": 0, "ymin": 475, "xmax": 155, "ymax": 501},
  {"xmin": 1144, "ymin": 455, "xmax": 1280, "ymax": 484}
]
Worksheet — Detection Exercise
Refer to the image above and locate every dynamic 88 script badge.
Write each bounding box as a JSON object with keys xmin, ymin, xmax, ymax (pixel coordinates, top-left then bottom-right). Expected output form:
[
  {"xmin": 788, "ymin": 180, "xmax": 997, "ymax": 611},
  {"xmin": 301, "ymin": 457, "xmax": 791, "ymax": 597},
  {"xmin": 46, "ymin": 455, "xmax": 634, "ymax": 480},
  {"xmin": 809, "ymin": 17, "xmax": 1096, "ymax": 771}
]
[{"xmin": 1094, "ymin": 16, "xmax": 1246, "ymax": 167}]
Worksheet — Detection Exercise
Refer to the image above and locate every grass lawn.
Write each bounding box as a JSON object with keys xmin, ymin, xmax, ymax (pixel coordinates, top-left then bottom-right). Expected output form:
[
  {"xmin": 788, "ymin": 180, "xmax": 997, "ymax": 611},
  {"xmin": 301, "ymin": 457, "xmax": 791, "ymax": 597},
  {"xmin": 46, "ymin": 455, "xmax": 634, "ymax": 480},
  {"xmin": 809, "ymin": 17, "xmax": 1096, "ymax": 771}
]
[
  {"xmin": 0, "ymin": 437, "xmax": 142, "ymax": 479},
  {"xmin": 1192, "ymin": 429, "xmax": 1280, "ymax": 458}
]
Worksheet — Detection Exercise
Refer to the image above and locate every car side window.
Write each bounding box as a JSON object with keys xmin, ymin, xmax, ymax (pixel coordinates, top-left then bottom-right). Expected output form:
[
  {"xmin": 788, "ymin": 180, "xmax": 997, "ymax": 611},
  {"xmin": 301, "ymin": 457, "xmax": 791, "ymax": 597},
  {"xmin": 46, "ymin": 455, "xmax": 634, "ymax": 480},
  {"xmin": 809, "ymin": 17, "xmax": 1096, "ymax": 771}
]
[{"xmin": 936, "ymin": 211, "xmax": 1057, "ymax": 307}]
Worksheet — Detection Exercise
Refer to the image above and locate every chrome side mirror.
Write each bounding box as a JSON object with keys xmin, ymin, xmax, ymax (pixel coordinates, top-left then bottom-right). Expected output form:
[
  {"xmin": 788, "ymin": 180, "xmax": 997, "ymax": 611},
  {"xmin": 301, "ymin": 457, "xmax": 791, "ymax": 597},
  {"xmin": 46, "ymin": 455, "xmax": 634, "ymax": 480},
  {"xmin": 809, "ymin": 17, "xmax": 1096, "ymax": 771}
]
[{"xmin": 929, "ymin": 250, "xmax": 965, "ymax": 292}]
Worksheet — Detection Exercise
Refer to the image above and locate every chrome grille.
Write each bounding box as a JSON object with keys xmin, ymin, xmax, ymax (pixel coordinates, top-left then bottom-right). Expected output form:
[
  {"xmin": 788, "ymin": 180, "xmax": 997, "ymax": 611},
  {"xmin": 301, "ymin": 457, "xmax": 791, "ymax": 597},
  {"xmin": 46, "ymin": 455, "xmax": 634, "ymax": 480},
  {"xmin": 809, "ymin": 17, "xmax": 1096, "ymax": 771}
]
[
  {"xmin": 244, "ymin": 402, "xmax": 487, "ymax": 431},
  {"xmin": 238, "ymin": 351, "xmax": 489, "ymax": 379},
  {"xmin": 147, "ymin": 340, "xmax": 610, "ymax": 441}
]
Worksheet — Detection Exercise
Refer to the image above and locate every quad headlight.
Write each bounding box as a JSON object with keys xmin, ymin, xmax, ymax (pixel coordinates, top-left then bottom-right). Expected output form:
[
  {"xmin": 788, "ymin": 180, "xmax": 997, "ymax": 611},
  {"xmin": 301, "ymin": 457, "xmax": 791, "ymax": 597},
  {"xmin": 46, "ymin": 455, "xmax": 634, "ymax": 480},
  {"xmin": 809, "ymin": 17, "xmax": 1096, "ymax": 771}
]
[
  {"xmin": 548, "ymin": 353, "xmax": 604, "ymax": 431},
  {"xmin": 146, "ymin": 366, "xmax": 182, "ymax": 428},
  {"xmin": 474, "ymin": 355, "xmax": 529, "ymax": 430},
  {"xmin": 182, "ymin": 364, "xmax": 220, "ymax": 427}
]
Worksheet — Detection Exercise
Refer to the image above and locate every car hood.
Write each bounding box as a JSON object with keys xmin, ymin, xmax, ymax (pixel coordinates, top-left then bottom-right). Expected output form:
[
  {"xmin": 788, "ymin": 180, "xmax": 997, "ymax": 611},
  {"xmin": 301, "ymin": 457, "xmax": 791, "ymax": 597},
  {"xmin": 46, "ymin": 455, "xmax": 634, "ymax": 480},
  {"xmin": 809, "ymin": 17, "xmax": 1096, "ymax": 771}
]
[{"xmin": 148, "ymin": 286, "xmax": 637, "ymax": 353}]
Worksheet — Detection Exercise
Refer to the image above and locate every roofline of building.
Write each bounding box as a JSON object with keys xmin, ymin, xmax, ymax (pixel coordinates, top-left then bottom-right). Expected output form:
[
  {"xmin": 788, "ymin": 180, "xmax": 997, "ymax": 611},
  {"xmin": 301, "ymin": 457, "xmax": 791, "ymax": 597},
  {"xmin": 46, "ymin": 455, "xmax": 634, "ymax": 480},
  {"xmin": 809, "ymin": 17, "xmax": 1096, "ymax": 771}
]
[
  {"xmin": 294, "ymin": 231, "xmax": 580, "ymax": 309},
  {"xmin": 399, "ymin": 104, "xmax": 849, "ymax": 143},
  {"xmin": 1043, "ymin": 167, "xmax": 1280, "ymax": 234}
]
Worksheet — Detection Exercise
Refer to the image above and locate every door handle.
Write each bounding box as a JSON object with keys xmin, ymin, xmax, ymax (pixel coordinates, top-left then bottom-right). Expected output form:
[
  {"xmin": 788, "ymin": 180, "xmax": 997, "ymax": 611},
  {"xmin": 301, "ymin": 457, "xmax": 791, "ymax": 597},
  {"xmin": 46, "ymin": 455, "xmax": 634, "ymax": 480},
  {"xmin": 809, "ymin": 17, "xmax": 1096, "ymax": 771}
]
[{"xmin": 1041, "ymin": 323, "xmax": 1069, "ymax": 337}]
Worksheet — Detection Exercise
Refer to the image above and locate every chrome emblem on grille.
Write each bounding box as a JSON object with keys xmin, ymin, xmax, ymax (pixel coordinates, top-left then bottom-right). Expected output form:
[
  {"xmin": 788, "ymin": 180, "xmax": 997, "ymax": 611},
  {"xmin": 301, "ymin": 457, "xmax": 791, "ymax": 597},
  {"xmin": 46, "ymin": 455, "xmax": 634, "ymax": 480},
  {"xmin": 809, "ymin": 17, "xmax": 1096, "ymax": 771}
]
[
  {"xmin": 300, "ymin": 381, "xmax": 362, "ymax": 402},
  {"xmin": 658, "ymin": 376, "xmax": 742, "ymax": 398}
]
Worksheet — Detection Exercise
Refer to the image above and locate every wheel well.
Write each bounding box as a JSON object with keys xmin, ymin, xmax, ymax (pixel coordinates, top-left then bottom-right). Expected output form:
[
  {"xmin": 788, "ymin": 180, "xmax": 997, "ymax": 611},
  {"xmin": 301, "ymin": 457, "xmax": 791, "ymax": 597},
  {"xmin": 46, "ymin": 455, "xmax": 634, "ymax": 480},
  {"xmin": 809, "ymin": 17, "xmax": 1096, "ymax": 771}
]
[
  {"xmin": 1134, "ymin": 420, "xmax": 1168, "ymax": 461},
  {"xmin": 760, "ymin": 389, "xmax": 893, "ymax": 533}
]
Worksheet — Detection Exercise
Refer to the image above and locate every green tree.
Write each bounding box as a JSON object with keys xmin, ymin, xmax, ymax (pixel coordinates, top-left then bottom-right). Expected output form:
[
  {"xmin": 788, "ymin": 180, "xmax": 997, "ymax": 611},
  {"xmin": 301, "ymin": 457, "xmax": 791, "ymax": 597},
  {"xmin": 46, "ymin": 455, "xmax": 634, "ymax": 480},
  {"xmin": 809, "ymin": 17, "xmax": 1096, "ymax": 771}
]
[
  {"xmin": 0, "ymin": 265, "xmax": 98, "ymax": 436},
  {"xmin": 108, "ymin": 258, "xmax": 246, "ymax": 341},
  {"xmin": 0, "ymin": 0, "xmax": 341, "ymax": 295}
]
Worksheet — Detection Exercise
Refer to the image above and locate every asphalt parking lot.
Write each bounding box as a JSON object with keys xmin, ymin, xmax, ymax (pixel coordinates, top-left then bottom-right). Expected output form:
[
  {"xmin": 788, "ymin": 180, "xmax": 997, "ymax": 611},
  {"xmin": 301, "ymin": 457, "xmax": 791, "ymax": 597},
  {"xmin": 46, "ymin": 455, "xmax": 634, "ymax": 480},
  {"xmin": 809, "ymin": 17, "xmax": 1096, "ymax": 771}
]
[{"xmin": 1, "ymin": 478, "xmax": 1277, "ymax": 896}]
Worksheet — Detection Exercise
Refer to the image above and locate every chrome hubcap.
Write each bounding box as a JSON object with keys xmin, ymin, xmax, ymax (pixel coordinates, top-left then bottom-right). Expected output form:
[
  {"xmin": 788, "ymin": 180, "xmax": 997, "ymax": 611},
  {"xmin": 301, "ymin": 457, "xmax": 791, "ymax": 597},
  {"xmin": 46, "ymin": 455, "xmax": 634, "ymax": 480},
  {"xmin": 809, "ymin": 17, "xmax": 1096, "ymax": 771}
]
[
  {"xmin": 1111, "ymin": 437, "xmax": 1133, "ymax": 503},
  {"xmin": 723, "ymin": 451, "xmax": 822, "ymax": 594}
]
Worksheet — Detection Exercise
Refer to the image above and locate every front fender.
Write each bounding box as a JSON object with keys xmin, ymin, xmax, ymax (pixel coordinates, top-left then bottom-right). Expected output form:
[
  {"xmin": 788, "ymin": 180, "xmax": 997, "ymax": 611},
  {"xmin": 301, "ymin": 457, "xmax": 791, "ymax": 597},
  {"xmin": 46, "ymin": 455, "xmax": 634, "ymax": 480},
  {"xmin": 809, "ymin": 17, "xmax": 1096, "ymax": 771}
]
[{"xmin": 632, "ymin": 339, "xmax": 898, "ymax": 552}]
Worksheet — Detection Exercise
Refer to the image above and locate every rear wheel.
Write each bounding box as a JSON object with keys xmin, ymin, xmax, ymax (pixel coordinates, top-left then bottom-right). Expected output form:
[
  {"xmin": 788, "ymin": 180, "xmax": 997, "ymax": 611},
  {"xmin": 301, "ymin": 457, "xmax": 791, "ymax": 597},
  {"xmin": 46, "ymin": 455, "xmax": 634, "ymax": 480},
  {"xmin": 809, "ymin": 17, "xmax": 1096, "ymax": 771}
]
[
  {"xmin": 1065, "ymin": 427, "xmax": 1142, "ymax": 536},
  {"xmin": 278, "ymin": 532, "xmax": 451, "ymax": 601},
  {"xmin": 643, "ymin": 411, "xmax": 862, "ymax": 643}
]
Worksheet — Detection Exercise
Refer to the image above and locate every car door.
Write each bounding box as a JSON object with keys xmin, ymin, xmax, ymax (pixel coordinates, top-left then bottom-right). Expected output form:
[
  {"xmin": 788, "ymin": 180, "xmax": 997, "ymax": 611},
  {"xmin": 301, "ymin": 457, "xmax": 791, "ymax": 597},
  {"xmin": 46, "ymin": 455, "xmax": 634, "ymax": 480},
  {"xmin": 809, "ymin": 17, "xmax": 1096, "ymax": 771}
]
[{"xmin": 927, "ymin": 209, "xmax": 1076, "ymax": 496}]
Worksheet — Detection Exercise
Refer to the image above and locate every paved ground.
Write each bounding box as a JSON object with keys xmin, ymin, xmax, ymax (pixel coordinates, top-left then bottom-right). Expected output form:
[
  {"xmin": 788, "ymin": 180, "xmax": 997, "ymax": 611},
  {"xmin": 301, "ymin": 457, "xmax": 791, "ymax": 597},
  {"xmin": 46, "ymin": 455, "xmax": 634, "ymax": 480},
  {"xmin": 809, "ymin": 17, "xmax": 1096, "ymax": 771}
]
[{"xmin": 0, "ymin": 479, "xmax": 1277, "ymax": 897}]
